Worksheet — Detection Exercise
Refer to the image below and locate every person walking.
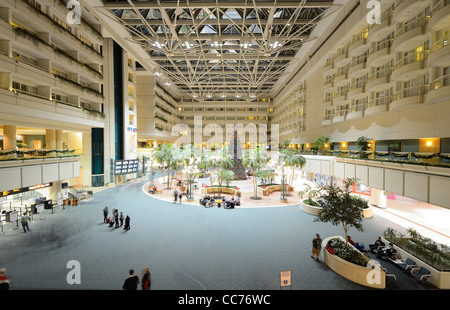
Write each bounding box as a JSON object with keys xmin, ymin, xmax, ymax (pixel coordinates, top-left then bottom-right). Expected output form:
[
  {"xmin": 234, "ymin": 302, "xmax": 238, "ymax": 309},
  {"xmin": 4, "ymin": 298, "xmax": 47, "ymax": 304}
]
[
  {"xmin": 311, "ymin": 233, "xmax": 322, "ymax": 261},
  {"xmin": 21, "ymin": 212, "xmax": 30, "ymax": 233},
  {"xmin": 178, "ymin": 192, "xmax": 182, "ymax": 204},
  {"xmin": 103, "ymin": 206, "xmax": 108, "ymax": 223},
  {"xmin": 173, "ymin": 188, "xmax": 178, "ymax": 203},
  {"xmin": 0, "ymin": 268, "xmax": 10, "ymax": 290},
  {"xmin": 122, "ymin": 269, "xmax": 139, "ymax": 290},
  {"xmin": 119, "ymin": 212, "xmax": 124, "ymax": 227},
  {"xmin": 124, "ymin": 215, "xmax": 130, "ymax": 231},
  {"xmin": 141, "ymin": 266, "xmax": 151, "ymax": 290},
  {"xmin": 114, "ymin": 209, "xmax": 119, "ymax": 228}
]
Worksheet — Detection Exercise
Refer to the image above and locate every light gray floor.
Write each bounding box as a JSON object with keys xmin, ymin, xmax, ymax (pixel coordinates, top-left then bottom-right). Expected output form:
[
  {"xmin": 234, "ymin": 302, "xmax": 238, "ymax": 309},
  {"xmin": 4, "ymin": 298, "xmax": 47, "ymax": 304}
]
[{"xmin": 0, "ymin": 179, "xmax": 434, "ymax": 290}]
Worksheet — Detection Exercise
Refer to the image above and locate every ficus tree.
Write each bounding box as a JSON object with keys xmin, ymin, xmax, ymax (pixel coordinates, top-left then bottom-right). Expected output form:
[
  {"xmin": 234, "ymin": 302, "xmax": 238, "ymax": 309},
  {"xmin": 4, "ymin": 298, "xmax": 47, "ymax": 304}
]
[{"xmin": 314, "ymin": 178, "xmax": 367, "ymax": 251}]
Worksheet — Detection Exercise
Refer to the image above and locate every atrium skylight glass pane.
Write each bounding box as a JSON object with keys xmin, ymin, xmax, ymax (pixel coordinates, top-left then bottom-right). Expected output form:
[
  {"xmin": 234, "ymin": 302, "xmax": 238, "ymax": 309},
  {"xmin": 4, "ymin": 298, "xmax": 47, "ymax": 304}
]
[
  {"xmin": 200, "ymin": 25, "xmax": 217, "ymax": 34},
  {"xmin": 249, "ymin": 24, "xmax": 262, "ymax": 34},
  {"xmin": 222, "ymin": 9, "xmax": 241, "ymax": 20},
  {"xmin": 197, "ymin": 8, "xmax": 216, "ymax": 20},
  {"xmin": 121, "ymin": 9, "xmax": 139, "ymax": 20}
]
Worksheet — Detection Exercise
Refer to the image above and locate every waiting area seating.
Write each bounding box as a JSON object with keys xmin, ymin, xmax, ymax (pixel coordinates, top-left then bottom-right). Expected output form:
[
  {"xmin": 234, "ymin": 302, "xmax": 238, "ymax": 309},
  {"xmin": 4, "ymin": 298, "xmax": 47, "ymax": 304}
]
[{"xmin": 148, "ymin": 186, "xmax": 163, "ymax": 194}]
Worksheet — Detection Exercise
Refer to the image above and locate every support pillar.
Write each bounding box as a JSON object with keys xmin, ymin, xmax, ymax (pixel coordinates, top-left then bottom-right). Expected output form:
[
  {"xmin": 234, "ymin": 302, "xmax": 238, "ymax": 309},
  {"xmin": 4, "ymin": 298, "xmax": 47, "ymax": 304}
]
[
  {"xmin": 370, "ymin": 188, "xmax": 387, "ymax": 209},
  {"xmin": 56, "ymin": 130, "xmax": 63, "ymax": 149},
  {"xmin": 46, "ymin": 129, "xmax": 56, "ymax": 149},
  {"xmin": 3, "ymin": 125, "xmax": 16, "ymax": 158}
]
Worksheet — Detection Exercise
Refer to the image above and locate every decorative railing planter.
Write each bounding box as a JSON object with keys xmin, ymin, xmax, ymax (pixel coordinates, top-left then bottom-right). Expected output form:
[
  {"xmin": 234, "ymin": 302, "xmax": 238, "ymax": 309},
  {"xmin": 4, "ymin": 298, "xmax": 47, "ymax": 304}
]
[{"xmin": 323, "ymin": 236, "xmax": 386, "ymax": 289}]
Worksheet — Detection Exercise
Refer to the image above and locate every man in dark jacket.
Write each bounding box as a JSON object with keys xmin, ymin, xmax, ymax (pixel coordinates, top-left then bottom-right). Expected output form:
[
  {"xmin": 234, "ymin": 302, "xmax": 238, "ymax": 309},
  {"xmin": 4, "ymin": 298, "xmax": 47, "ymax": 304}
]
[
  {"xmin": 122, "ymin": 269, "xmax": 139, "ymax": 290},
  {"xmin": 124, "ymin": 215, "xmax": 130, "ymax": 231}
]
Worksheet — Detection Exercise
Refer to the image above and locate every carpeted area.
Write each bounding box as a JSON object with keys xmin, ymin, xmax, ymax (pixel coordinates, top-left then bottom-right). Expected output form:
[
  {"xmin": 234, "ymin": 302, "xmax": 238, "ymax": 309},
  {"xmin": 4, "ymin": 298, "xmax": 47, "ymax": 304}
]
[{"xmin": 0, "ymin": 178, "xmax": 436, "ymax": 290}]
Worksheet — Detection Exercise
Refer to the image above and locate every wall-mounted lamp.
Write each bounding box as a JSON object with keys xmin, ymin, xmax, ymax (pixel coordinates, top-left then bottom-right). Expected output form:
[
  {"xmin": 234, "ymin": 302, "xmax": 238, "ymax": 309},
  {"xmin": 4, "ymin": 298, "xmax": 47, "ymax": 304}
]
[{"xmin": 426, "ymin": 141, "xmax": 432, "ymax": 147}]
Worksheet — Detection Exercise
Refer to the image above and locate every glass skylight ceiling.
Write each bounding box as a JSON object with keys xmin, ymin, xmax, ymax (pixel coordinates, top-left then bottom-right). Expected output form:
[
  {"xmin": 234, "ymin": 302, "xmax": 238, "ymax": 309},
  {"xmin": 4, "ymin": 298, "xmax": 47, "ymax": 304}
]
[{"xmin": 103, "ymin": 1, "xmax": 332, "ymax": 101}]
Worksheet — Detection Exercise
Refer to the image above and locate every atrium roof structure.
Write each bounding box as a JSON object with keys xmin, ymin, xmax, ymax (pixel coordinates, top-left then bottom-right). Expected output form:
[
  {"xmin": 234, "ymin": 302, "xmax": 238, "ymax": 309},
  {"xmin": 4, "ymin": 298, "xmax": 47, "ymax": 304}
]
[{"xmin": 100, "ymin": 0, "xmax": 334, "ymax": 102}]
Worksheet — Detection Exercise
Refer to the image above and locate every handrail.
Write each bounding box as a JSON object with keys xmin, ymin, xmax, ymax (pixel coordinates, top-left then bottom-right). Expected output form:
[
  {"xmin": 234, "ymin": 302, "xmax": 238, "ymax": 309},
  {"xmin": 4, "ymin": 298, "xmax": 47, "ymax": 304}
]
[
  {"xmin": 396, "ymin": 15, "xmax": 429, "ymax": 37},
  {"xmin": 394, "ymin": 85, "xmax": 429, "ymax": 100},
  {"xmin": 431, "ymin": 34, "xmax": 449, "ymax": 53}
]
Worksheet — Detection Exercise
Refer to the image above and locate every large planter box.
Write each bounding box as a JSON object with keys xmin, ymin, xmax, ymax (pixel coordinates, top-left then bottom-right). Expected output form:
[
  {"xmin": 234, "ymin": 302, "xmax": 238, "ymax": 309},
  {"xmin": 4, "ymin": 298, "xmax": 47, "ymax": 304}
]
[
  {"xmin": 323, "ymin": 236, "xmax": 386, "ymax": 289},
  {"xmin": 299, "ymin": 199, "xmax": 322, "ymax": 216},
  {"xmin": 381, "ymin": 237, "xmax": 450, "ymax": 289}
]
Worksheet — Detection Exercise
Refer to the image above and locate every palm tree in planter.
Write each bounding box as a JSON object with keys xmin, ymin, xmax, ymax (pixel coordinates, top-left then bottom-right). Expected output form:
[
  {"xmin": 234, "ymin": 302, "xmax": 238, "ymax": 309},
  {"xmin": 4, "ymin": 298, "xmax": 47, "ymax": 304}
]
[
  {"xmin": 152, "ymin": 143, "xmax": 174, "ymax": 189},
  {"xmin": 257, "ymin": 169, "xmax": 276, "ymax": 186},
  {"xmin": 298, "ymin": 183, "xmax": 320, "ymax": 207},
  {"xmin": 279, "ymin": 149, "xmax": 306, "ymax": 187},
  {"xmin": 243, "ymin": 147, "xmax": 269, "ymax": 200},
  {"xmin": 314, "ymin": 178, "xmax": 367, "ymax": 251}
]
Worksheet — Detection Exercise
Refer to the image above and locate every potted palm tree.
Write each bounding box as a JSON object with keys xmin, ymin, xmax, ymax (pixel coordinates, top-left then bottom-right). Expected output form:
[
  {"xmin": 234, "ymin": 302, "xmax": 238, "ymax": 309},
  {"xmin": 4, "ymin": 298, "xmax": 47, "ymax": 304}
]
[
  {"xmin": 298, "ymin": 183, "xmax": 321, "ymax": 215},
  {"xmin": 243, "ymin": 147, "xmax": 268, "ymax": 200}
]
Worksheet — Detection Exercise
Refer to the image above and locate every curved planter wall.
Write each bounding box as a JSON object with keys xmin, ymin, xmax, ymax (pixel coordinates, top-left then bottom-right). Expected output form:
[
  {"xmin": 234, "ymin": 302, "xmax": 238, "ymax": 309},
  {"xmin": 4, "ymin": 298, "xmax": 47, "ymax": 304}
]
[
  {"xmin": 323, "ymin": 236, "xmax": 386, "ymax": 289},
  {"xmin": 300, "ymin": 200, "xmax": 373, "ymax": 218}
]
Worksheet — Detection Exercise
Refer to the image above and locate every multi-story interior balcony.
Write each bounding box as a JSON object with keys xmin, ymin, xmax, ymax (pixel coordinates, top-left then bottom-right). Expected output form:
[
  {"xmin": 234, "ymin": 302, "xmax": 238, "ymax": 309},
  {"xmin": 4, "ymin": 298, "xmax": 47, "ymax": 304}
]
[
  {"xmin": 391, "ymin": 83, "xmax": 429, "ymax": 111},
  {"xmin": 368, "ymin": 7, "xmax": 395, "ymax": 43},
  {"xmin": 334, "ymin": 45, "xmax": 351, "ymax": 67},
  {"xmin": 8, "ymin": 0, "xmax": 103, "ymax": 63},
  {"xmin": 322, "ymin": 74, "xmax": 335, "ymax": 92},
  {"xmin": 428, "ymin": 73, "xmax": 450, "ymax": 104},
  {"xmin": 321, "ymin": 109, "xmax": 334, "ymax": 126},
  {"xmin": 348, "ymin": 53, "xmax": 369, "ymax": 78},
  {"xmin": 334, "ymin": 64, "xmax": 351, "ymax": 87},
  {"xmin": 333, "ymin": 87, "xmax": 350, "ymax": 106},
  {"xmin": 365, "ymin": 94, "xmax": 392, "ymax": 117},
  {"xmin": 333, "ymin": 104, "xmax": 348, "ymax": 123},
  {"xmin": 429, "ymin": 0, "xmax": 450, "ymax": 31},
  {"xmin": 393, "ymin": 15, "xmax": 430, "ymax": 53},
  {"xmin": 367, "ymin": 38, "xmax": 394, "ymax": 67},
  {"xmin": 348, "ymin": 31, "xmax": 368, "ymax": 57},
  {"xmin": 323, "ymin": 58, "xmax": 336, "ymax": 76},
  {"xmin": 323, "ymin": 92, "xmax": 334, "ymax": 107},
  {"xmin": 366, "ymin": 66, "xmax": 393, "ymax": 92},
  {"xmin": 429, "ymin": 33, "xmax": 450, "ymax": 65},
  {"xmin": 346, "ymin": 99, "xmax": 368, "ymax": 120},
  {"xmin": 347, "ymin": 81, "xmax": 367, "ymax": 100},
  {"xmin": 391, "ymin": 49, "xmax": 429, "ymax": 81},
  {"xmin": 394, "ymin": 0, "xmax": 430, "ymax": 22}
]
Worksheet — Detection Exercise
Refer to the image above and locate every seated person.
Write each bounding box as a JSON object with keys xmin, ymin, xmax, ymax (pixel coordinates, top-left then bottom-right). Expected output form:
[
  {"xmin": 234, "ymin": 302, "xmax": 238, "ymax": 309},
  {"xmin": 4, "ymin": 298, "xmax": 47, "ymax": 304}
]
[
  {"xmin": 177, "ymin": 180, "xmax": 182, "ymax": 186},
  {"xmin": 369, "ymin": 237, "xmax": 385, "ymax": 253},
  {"xmin": 149, "ymin": 186, "xmax": 157, "ymax": 194},
  {"xmin": 376, "ymin": 243, "xmax": 397, "ymax": 259},
  {"xmin": 347, "ymin": 236, "xmax": 356, "ymax": 246},
  {"xmin": 354, "ymin": 242, "xmax": 368, "ymax": 255}
]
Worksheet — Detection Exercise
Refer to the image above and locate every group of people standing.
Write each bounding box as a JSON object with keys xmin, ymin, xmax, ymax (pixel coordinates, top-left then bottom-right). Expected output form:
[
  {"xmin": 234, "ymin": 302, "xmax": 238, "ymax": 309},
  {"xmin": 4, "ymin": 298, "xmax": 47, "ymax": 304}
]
[{"xmin": 103, "ymin": 206, "xmax": 130, "ymax": 231}]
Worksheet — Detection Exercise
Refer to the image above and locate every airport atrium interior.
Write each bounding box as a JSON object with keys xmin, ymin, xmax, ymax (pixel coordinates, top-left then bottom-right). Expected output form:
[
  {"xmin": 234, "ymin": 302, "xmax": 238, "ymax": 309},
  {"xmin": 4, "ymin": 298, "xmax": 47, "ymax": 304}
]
[{"xmin": 0, "ymin": 0, "xmax": 449, "ymax": 294}]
